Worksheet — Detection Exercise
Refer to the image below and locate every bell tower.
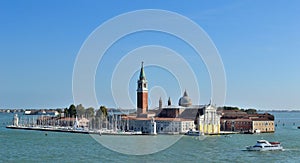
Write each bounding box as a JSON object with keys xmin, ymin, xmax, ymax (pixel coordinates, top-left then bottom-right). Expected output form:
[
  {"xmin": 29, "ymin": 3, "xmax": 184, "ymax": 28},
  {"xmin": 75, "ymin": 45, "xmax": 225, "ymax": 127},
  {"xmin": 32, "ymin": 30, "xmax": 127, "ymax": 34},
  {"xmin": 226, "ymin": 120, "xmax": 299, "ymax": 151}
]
[{"xmin": 137, "ymin": 62, "xmax": 148, "ymax": 115}]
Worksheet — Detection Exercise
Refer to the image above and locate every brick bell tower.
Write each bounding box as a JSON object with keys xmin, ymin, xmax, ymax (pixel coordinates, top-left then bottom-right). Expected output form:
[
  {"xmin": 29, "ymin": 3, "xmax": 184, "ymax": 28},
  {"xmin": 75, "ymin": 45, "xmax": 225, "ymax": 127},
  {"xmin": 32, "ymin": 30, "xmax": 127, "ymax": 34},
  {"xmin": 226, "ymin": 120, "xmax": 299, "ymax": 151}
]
[{"xmin": 137, "ymin": 62, "xmax": 148, "ymax": 115}]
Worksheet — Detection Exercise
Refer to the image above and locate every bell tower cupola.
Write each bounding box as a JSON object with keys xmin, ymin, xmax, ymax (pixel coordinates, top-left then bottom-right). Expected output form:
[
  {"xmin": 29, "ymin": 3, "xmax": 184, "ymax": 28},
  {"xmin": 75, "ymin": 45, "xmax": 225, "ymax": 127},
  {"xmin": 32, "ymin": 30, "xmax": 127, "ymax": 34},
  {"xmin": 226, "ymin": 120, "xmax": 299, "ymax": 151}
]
[{"xmin": 137, "ymin": 62, "xmax": 148, "ymax": 115}]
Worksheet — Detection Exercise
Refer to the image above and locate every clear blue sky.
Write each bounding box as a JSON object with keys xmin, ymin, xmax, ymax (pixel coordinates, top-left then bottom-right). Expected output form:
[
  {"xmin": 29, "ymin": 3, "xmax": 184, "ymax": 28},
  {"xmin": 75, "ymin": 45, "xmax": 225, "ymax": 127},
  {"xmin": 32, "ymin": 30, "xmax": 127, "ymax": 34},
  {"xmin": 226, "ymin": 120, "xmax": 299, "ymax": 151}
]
[{"xmin": 0, "ymin": 1, "xmax": 299, "ymax": 110}]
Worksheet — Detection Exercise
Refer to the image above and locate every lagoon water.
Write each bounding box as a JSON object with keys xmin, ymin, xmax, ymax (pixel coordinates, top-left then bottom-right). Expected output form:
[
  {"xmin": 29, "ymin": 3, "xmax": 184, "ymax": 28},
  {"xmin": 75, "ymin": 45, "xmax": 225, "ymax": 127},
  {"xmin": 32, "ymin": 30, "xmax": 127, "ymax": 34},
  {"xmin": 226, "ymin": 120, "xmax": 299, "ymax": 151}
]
[{"xmin": 1, "ymin": 112, "xmax": 300, "ymax": 162}]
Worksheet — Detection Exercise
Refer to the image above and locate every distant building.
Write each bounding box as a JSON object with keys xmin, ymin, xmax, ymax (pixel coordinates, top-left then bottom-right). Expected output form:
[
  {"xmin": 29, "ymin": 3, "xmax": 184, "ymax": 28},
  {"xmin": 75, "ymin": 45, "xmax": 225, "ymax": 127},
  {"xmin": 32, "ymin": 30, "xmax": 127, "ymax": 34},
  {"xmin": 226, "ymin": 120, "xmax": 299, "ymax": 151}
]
[
  {"xmin": 252, "ymin": 118, "xmax": 275, "ymax": 133},
  {"xmin": 78, "ymin": 118, "xmax": 89, "ymax": 128},
  {"xmin": 221, "ymin": 118, "xmax": 252, "ymax": 133},
  {"xmin": 45, "ymin": 110, "xmax": 59, "ymax": 116},
  {"xmin": 220, "ymin": 110, "xmax": 275, "ymax": 133},
  {"xmin": 125, "ymin": 116, "xmax": 195, "ymax": 134},
  {"xmin": 122, "ymin": 62, "xmax": 221, "ymax": 135},
  {"xmin": 24, "ymin": 110, "xmax": 31, "ymax": 115}
]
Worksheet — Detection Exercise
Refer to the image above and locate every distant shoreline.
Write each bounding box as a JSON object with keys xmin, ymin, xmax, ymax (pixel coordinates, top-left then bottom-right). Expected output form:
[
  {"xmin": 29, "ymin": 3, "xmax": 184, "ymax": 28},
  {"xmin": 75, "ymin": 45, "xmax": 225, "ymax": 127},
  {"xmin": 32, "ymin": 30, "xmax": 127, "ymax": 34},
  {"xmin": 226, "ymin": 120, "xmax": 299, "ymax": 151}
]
[
  {"xmin": 258, "ymin": 110, "xmax": 300, "ymax": 112},
  {"xmin": 1, "ymin": 108, "xmax": 300, "ymax": 114}
]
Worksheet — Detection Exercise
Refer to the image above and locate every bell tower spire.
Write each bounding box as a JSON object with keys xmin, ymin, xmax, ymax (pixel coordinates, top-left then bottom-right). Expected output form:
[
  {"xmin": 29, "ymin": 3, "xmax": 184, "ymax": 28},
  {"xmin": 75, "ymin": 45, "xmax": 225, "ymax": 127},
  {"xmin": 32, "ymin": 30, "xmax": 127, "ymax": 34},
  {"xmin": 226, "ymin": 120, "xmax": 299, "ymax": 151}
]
[
  {"xmin": 139, "ymin": 61, "xmax": 146, "ymax": 80},
  {"xmin": 137, "ymin": 61, "xmax": 148, "ymax": 116}
]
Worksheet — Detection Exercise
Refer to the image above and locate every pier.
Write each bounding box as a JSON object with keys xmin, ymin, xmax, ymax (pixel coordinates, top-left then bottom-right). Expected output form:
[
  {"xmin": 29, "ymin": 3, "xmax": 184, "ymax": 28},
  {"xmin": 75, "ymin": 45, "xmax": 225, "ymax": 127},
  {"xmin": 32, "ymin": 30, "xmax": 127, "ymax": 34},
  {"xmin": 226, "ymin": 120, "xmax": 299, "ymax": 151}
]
[{"xmin": 6, "ymin": 125, "xmax": 91, "ymax": 134}]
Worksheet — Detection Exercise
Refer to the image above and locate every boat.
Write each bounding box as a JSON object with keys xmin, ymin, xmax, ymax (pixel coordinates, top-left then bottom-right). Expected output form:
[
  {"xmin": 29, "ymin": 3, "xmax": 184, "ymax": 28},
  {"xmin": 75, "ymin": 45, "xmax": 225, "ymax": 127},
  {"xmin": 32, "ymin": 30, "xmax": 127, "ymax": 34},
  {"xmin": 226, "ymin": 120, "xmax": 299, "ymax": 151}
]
[
  {"xmin": 297, "ymin": 126, "xmax": 300, "ymax": 129},
  {"xmin": 254, "ymin": 129, "xmax": 261, "ymax": 134},
  {"xmin": 246, "ymin": 140, "xmax": 283, "ymax": 151},
  {"xmin": 185, "ymin": 130, "xmax": 203, "ymax": 136},
  {"xmin": 98, "ymin": 129, "xmax": 143, "ymax": 135}
]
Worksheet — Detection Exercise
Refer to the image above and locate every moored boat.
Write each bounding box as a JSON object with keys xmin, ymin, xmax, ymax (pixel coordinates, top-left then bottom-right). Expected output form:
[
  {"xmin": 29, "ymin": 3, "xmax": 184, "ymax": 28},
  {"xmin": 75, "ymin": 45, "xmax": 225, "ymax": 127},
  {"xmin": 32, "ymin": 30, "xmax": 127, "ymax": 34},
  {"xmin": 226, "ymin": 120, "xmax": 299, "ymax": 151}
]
[
  {"xmin": 185, "ymin": 129, "xmax": 203, "ymax": 136},
  {"xmin": 246, "ymin": 140, "xmax": 283, "ymax": 151}
]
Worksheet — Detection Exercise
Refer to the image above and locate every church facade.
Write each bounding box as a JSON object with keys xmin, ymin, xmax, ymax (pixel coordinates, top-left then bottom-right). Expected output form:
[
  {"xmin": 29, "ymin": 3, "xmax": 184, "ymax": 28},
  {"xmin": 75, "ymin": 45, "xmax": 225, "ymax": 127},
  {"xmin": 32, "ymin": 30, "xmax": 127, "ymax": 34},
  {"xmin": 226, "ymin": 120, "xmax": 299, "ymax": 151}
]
[{"xmin": 123, "ymin": 62, "xmax": 221, "ymax": 135}]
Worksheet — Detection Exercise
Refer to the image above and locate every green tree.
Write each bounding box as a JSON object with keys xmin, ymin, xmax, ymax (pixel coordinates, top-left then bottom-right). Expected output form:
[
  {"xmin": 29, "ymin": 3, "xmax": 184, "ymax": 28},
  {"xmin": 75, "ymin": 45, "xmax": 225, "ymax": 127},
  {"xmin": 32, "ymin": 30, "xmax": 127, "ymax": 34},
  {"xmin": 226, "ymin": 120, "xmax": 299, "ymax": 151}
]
[
  {"xmin": 56, "ymin": 108, "xmax": 63, "ymax": 113},
  {"xmin": 217, "ymin": 106, "xmax": 240, "ymax": 111},
  {"xmin": 245, "ymin": 109, "xmax": 257, "ymax": 114},
  {"xmin": 96, "ymin": 108, "xmax": 102, "ymax": 118},
  {"xmin": 64, "ymin": 108, "xmax": 68, "ymax": 117},
  {"xmin": 85, "ymin": 107, "xmax": 95, "ymax": 118},
  {"xmin": 76, "ymin": 104, "xmax": 85, "ymax": 118},
  {"xmin": 68, "ymin": 104, "xmax": 77, "ymax": 118},
  {"xmin": 100, "ymin": 106, "xmax": 108, "ymax": 118}
]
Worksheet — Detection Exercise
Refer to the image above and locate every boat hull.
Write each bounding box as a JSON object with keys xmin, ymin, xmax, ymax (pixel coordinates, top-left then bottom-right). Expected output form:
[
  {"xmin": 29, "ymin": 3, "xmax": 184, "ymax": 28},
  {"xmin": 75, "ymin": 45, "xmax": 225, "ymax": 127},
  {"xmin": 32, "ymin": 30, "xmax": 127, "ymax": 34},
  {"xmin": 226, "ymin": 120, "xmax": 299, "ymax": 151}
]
[
  {"xmin": 185, "ymin": 130, "xmax": 203, "ymax": 136},
  {"xmin": 246, "ymin": 146, "xmax": 283, "ymax": 151},
  {"xmin": 246, "ymin": 140, "xmax": 283, "ymax": 151}
]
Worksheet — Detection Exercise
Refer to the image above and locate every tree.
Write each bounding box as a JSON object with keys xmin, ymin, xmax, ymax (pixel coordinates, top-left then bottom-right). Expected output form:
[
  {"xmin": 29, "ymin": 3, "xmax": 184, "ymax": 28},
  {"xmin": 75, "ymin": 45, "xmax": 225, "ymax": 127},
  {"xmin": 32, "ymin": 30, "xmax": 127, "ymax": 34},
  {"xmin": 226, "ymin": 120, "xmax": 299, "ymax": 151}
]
[
  {"xmin": 56, "ymin": 108, "xmax": 63, "ymax": 113},
  {"xmin": 76, "ymin": 104, "xmax": 85, "ymax": 118},
  {"xmin": 218, "ymin": 106, "xmax": 240, "ymax": 111},
  {"xmin": 85, "ymin": 107, "xmax": 95, "ymax": 119},
  {"xmin": 64, "ymin": 108, "xmax": 68, "ymax": 117},
  {"xmin": 245, "ymin": 109, "xmax": 257, "ymax": 114},
  {"xmin": 100, "ymin": 106, "xmax": 108, "ymax": 118},
  {"xmin": 96, "ymin": 109, "xmax": 102, "ymax": 118},
  {"xmin": 68, "ymin": 104, "xmax": 77, "ymax": 118}
]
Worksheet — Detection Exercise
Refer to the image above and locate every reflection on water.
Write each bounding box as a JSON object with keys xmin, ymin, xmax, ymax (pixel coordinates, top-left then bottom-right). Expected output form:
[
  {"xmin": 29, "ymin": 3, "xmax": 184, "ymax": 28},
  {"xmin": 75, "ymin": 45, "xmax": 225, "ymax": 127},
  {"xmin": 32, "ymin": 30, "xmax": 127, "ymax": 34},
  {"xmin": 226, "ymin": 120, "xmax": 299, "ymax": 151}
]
[{"xmin": 91, "ymin": 134, "xmax": 182, "ymax": 155}]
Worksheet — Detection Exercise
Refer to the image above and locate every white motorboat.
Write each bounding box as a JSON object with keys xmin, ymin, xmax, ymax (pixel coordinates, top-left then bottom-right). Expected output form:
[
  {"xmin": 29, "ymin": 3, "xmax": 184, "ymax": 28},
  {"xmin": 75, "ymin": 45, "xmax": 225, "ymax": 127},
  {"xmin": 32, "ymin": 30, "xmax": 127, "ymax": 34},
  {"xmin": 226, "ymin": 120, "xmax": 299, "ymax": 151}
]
[
  {"xmin": 246, "ymin": 140, "xmax": 283, "ymax": 151},
  {"xmin": 185, "ymin": 130, "xmax": 203, "ymax": 136}
]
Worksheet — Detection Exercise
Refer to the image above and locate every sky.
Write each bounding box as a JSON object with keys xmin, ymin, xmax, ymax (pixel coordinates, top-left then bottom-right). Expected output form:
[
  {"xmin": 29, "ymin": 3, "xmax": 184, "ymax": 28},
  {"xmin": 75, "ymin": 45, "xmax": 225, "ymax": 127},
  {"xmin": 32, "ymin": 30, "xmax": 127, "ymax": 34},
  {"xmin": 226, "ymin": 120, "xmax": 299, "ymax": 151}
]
[{"xmin": 0, "ymin": 1, "xmax": 299, "ymax": 110}]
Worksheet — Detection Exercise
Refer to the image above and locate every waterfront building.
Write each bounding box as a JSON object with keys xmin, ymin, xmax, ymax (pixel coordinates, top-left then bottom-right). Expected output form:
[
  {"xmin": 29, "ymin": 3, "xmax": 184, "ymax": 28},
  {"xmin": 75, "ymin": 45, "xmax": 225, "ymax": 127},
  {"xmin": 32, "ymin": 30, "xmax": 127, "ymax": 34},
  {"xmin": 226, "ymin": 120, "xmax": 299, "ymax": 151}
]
[
  {"xmin": 221, "ymin": 118, "xmax": 252, "ymax": 133},
  {"xmin": 155, "ymin": 93, "xmax": 221, "ymax": 134},
  {"xmin": 78, "ymin": 118, "xmax": 89, "ymax": 128},
  {"xmin": 123, "ymin": 62, "xmax": 221, "ymax": 135},
  {"xmin": 252, "ymin": 118, "xmax": 275, "ymax": 133},
  {"xmin": 220, "ymin": 110, "xmax": 275, "ymax": 133},
  {"xmin": 197, "ymin": 104, "xmax": 221, "ymax": 134}
]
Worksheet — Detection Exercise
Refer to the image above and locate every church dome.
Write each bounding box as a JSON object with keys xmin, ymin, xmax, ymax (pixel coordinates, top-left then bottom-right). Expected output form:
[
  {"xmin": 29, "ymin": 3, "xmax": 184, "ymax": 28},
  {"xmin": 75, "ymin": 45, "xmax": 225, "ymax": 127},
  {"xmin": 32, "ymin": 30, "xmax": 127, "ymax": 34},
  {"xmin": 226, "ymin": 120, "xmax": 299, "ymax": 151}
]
[{"xmin": 178, "ymin": 90, "xmax": 192, "ymax": 107}]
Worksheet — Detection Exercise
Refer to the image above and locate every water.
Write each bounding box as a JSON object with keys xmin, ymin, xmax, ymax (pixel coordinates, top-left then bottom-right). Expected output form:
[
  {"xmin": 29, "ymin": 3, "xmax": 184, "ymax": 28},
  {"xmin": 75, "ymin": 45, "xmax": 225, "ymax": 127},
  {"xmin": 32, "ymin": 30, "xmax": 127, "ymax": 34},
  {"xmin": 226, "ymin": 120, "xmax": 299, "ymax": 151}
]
[{"xmin": 1, "ymin": 112, "xmax": 300, "ymax": 162}]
